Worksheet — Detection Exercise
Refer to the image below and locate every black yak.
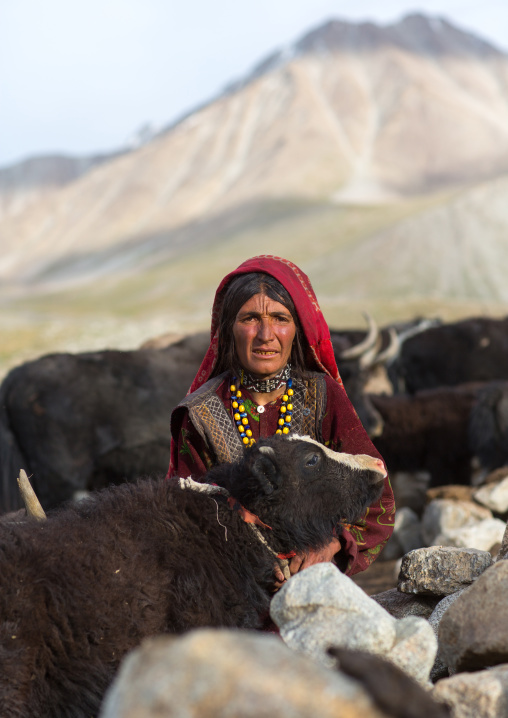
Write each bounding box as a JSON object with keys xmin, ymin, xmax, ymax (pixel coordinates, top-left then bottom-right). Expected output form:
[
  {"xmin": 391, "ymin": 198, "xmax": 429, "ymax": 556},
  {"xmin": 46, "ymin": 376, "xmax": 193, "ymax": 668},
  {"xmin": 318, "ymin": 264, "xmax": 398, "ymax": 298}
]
[
  {"xmin": 0, "ymin": 434, "xmax": 386, "ymax": 718},
  {"xmin": 370, "ymin": 383, "xmax": 484, "ymax": 487}
]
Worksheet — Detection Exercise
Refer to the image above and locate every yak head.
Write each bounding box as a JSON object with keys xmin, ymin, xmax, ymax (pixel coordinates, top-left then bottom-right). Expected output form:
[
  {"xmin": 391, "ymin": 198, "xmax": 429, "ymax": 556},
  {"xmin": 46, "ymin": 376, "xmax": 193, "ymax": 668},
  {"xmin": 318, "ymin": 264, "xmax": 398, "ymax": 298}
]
[{"xmin": 210, "ymin": 434, "xmax": 387, "ymax": 554}]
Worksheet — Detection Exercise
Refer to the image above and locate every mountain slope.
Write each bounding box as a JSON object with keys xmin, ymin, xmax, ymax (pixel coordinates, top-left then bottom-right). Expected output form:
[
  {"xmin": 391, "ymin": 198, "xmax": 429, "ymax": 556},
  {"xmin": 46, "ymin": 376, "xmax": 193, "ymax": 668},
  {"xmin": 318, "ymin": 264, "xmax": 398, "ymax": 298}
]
[{"xmin": 2, "ymin": 13, "xmax": 508, "ymax": 292}]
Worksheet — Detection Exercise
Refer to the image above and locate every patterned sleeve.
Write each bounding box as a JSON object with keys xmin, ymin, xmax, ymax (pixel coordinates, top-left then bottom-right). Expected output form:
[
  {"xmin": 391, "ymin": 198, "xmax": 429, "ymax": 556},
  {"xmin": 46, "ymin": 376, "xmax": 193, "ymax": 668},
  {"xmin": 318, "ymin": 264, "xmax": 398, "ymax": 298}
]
[
  {"xmin": 167, "ymin": 408, "xmax": 215, "ymax": 480},
  {"xmin": 321, "ymin": 376, "xmax": 396, "ymax": 576}
]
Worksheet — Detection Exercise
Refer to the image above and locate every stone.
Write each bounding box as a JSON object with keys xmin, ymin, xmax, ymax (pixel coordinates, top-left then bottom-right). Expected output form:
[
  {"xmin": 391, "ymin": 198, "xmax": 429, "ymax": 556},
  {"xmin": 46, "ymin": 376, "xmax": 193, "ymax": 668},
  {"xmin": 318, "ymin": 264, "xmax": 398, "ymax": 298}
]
[
  {"xmin": 431, "ymin": 517, "xmax": 506, "ymax": 553},
  {"xmin": 433, "ymin": 664, "xmax": 508, "ymax": 718},
  {"xmin": 426, "ymin": 485, "xmax": 476, "ymax": 503},
  {"xmin": 428, "ymin": 591, "xmax": 466, "ymax": 682},
  {"xmin": 496, "ymin": 520, "xmax": 508, "ymax": 561},
  {"xmin": 484, "ymin": 467, "xmax": 508, "ymax": 485},
  {"xmin": 100, "ymin": 629, "xmax": 390, "ymax": 718},
  {"xmin": 388, "ymin": 615, "xmax": 437, "ymax": 687},
  {"xmin": 372, "ymin": 588, "xmax": 441, "ymax": 620},
  {"xmin": 381, "ymin": 506, "xmax": 424, "ymax": 561},
  {"xmin": 271, "ymin": 563, "xmax": 436, "ymax": 686},
  {"xmin": 397, "ymin": 546, "xmax": 492, "ymax": 596},
  {"xmin": 439, "ymin": 561, "xmax": 508, "ymax": 673},
  {"xmin": 474, "ymin": 477, "xmax": 508, "ymax": 515},
  {"xmin": 421, "ymin": 499, "xmax": 492, "ymax": 546},
  {"xmin": 270, "ymin": 563, "xmax": 396, "ymax": 667}
]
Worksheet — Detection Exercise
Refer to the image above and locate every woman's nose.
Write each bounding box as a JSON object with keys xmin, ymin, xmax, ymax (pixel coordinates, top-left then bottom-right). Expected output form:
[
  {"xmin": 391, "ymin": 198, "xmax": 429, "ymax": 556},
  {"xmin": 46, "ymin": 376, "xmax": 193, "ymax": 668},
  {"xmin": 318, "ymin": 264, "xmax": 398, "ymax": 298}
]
[{"xmin": 257, "ymin": 318, "xmax": 274, "ymax": 341}]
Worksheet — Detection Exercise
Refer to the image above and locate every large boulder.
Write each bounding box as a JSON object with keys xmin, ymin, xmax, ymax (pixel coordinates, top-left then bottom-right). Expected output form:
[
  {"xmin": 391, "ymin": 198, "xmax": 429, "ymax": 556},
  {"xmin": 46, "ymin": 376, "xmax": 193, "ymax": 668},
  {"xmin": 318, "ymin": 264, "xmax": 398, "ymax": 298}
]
[
  {"xmin": 433, "ymin": 664, "xmax": 508, "ymax": 718},
  {"xmin": 439, "ymin": 560, "xmax": 508, "ymax": 673},
  {"xmin": 270, "ymin": 563, "xmax": 437, "ymax": 686},
  {"xmin": 100, "ymin": 629, "xmax": 392, "ymax": 718}
]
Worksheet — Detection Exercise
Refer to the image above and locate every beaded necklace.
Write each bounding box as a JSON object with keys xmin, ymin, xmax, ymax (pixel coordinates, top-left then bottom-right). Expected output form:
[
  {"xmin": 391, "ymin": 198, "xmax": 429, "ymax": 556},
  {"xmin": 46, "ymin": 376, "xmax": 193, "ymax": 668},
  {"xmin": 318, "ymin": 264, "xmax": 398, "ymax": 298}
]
[
  {"xmin": 240, "ymin": 364, "xmax": 291, "ymax": 393},
  {"xmin": 230, "ymin": 375, "xmax": 294, "ymax": 446}
]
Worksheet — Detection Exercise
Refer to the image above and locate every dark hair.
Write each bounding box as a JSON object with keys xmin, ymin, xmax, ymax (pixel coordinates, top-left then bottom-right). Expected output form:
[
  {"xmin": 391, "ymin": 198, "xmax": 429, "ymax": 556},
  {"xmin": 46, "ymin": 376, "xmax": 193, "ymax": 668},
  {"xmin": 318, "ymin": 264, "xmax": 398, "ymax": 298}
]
[{"xmin": 210, "ymin": 272, "xmax": 309, "ymax": 379}]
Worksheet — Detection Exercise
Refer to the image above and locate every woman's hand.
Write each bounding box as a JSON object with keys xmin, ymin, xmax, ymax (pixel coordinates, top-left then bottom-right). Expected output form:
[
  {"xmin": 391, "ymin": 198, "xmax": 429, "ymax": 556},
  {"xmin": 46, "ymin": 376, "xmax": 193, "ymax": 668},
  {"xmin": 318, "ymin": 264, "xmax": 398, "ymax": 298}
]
[
  {"xmin": 289, "ymin": 536, "xmax": 342, "ymax": 576},
  {"xmin": 272, "ymin": 537, "xmax": 341, "ymax": 589}
]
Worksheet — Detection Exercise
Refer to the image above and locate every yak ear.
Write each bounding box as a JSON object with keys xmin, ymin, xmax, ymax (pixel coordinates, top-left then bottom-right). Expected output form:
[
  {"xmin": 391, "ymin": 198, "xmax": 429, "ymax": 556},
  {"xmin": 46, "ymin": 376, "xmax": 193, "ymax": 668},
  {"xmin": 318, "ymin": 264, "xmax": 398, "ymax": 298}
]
[{"xmin": 250, "ymin": 452, "xmax": 280, "ymax": 495}]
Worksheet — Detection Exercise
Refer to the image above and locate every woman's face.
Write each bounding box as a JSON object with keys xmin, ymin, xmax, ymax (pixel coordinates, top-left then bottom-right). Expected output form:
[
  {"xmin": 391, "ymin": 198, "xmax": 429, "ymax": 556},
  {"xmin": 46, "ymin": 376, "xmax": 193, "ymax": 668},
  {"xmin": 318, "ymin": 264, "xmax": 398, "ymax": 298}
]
[{"xmin": 232, "ymin": 293, "xmax": 296, "ymax": 379}]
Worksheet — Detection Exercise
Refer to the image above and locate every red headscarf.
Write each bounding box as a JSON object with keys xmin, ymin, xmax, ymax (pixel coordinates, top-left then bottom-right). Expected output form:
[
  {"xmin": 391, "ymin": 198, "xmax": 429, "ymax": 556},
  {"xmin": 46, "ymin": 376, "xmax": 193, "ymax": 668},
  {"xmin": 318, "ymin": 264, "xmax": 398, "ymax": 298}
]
[{"xmin": 187, "ymin": 255, "xmax": 342, "ymax": 395}]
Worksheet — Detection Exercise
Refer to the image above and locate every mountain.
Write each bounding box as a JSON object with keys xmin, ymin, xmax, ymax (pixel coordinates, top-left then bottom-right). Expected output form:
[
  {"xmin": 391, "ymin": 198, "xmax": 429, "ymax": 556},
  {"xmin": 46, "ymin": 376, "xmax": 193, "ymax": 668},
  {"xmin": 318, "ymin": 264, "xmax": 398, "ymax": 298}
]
[
  {"xmin": 1, "ymin": 12, "xmax": 508, "ymax": 377},
  {"xmin": 0, "ymin": 151, "xmax": 126, "ymax": 220}
]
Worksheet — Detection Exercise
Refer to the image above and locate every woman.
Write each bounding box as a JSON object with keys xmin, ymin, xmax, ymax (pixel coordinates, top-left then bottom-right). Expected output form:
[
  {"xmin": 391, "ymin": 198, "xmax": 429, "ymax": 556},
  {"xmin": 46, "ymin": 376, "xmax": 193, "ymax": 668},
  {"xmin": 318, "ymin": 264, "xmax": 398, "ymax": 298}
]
[{"xmin": 168, "ymin": 255, "xmax": 395, "ymax": 581}]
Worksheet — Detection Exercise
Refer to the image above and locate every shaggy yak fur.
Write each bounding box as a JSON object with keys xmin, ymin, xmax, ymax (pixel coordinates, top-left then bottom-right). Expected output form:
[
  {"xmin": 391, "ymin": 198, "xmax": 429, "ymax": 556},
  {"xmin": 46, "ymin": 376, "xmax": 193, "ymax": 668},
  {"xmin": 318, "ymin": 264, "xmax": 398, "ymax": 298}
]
[
  {"xmin": 370, "ymin": 383, "xmax": 486, "ymax": 487},
  {"xmin": 0, "ymin": 434, "xmax": 386, "ymax": 718}
]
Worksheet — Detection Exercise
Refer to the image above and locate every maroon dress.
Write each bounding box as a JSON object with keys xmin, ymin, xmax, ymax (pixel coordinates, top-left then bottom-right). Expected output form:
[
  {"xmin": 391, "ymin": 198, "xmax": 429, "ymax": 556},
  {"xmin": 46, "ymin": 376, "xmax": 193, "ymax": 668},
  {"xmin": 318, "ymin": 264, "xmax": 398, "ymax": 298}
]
[{"xmin": 170, "ymin": 373, "xmax": 395, "ymax": 576}]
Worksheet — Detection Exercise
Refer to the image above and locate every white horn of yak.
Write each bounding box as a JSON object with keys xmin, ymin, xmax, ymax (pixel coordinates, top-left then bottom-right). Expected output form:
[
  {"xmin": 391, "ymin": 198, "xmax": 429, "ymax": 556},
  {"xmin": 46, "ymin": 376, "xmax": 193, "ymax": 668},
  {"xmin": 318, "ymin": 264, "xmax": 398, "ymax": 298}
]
[
  {"xmin": 338, "ymin": 312, "xmax": 379, "ymax": 361},
  {"xmin": 373, "ymin": 327, "xmax": 400, "ymax": 365},
  {"xmin": 17, "ymin": 469, "xmax": 46, "ymax": 521}
]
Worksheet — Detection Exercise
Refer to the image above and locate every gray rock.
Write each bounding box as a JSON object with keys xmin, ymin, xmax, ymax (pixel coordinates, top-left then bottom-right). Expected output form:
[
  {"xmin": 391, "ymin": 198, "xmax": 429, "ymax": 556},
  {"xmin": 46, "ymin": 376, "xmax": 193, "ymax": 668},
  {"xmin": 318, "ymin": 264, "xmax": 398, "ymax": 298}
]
[
  {"xmin": 382, "ymin": 506, "xmax": 424, "ymax": 561},
  {"xmin": 497, "ymin": 520, "xmax": 508, "ymax": 561},
  {"xmin": 474, "ymin": 477, "xmax": 508, "ymax": 514},
  {"xmin": 433, "ymin": 664, "xmax": 508, "ymax": 717},
  {"xmin": 372, "ymin": 588, "xmax": 441, "ymax": 620},
  {"xmin": 439, "ymin": 560, "xmax": 508, "ymax": 673},
  {"xmin": 433, "ymin": 517, "xmax": 506, "ymax": 553},
  {"xmin": 99, "ymin": 629, "xmax": 390, "ymax": 718},
  {"xmin": 428, "ymin": 591, "xmax": 466, "ymax": 682},
  {"xmin": 422, "ymin": 499, "xmax": 492, "ymax": 546},
  {"xmin": 426, "ymin": 486, "xmax": 476, "ymax": 503},
  {"xmin": 271, "ymin": 563, "xmax": 436, "ymax": 685},
  {"xmin": 270, "ymin": 563, "xmax": 396, "ymax": 667},
  {"xmin": 398, "ymin": 546, "xmax": 493, "ymax": 596},
  {"xmin": 388, "ymin": 615, "xmax": 437, "ymax": 687}
]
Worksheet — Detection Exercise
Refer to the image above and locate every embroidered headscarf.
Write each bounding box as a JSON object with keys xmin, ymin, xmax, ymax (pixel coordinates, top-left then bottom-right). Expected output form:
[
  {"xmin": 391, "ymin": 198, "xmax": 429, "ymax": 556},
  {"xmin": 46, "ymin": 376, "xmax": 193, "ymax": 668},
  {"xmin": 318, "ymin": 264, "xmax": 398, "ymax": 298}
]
[{"xmin": 187, "ymin": 255, "xmax": 342, "ymax": 395}]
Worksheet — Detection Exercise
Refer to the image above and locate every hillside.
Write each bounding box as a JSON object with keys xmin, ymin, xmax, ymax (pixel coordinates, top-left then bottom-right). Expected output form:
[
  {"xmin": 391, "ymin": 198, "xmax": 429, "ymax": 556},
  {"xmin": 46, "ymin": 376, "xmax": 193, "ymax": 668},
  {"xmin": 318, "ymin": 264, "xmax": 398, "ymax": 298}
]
[{"xmin": 1, "ymin": 13, "xmax": 508, "ymax": 377}]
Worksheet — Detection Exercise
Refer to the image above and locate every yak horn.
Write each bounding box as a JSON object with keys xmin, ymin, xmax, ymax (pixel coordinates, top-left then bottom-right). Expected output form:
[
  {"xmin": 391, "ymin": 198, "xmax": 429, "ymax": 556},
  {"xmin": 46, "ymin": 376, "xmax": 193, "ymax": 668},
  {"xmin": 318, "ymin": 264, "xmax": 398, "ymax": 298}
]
[
  {"xmin": 17, "ymin": 470, "xmax": 46, "ymax": 521},
  {"xmin": 373, "ymin": 327, "xmax": 400, "ymax": 365},
  {"xmin": 339, "ymin": 312, "xmax": 379, "ymax": 360},
  {"xmin": 358, "ymin": 331, "xmax": 384, "ymax": 370}
]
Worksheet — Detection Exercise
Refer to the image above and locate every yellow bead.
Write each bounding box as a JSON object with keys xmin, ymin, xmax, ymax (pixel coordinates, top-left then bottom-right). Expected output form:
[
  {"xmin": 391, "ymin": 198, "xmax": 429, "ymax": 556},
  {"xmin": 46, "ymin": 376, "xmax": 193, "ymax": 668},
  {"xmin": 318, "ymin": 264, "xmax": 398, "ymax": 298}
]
[
  {"xmin": 285, "ymin": 415, "xmax": 292, "ymax": 423},
  {"xmin": 246, "ymin": 429, "xmax": 252, "ymax": 437},
  {"xmin": 230, "ymin": 385, "xmax": 236, "ymax": 392},
  {"xmin": 282, "ymin": 427, "xmax": 290, "ymax": 434},
  {"xmin": 250, "ymin": 438, "xmax": 256, "ymax": 446},
  {"xmin": 282, "ymin": 394, "xmax": 288, "ymax": 402},
  {"xmin": 238, "ymin": 405, "xmax": 245, "ymax": 412},
  {"xmin": 242, "ymin": 417, "xmax": 249, "ymax": 425},
  {"xmin": 232, "ymin": 401, "xmax": 239, "ymax": 409},
  {"xmin": 278, "ymin": 418, "xmax": 285, "ymax": 426},
  {"xmin": 238, "ymin": 424, "xmax": 244, "ymax": 433},
  {"xmin": 276, "ymin": 429, "xmax": 282, "ymax": 435},
  {"xmin": 287, "ymin": 388, "xmax": 293, "ymax": 396},
  {"xmin": 236, "ymin": 390, "xmax": 242, "ymax": 398},
  {"xmin": 243, "ymin": 436, "xmax": 250, "ymax": 445},
  {"xmin": 287, "ymin": 404, "xmax": 293, "ymax": 411},
  {"xmin": 280, "ymin": 406, "xmax": 287, "ymax": 413},
  {"xmin": 234, "ymin": 413, "xmax": 241, "ymax": 421}
]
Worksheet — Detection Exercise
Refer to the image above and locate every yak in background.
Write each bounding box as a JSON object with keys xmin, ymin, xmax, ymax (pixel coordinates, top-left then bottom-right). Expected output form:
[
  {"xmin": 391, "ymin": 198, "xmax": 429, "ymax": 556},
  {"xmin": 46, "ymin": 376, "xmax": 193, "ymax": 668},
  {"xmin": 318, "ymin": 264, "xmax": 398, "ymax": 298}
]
[
  {"xmin": 2, "ymin": 313, "xmax": 508, "ymax": 514},
  {"xmin": 0, "ymin": 317, "xmax": 396, "ymax": 514}
]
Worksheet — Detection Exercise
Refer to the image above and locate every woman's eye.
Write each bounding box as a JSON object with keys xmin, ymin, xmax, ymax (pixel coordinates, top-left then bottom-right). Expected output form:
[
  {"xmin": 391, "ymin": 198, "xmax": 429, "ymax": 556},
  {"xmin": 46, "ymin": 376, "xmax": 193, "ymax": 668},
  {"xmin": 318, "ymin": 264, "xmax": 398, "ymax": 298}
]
[{"xmin": 306, "ymin": 454, "xmax": 319, "ymax": 467}]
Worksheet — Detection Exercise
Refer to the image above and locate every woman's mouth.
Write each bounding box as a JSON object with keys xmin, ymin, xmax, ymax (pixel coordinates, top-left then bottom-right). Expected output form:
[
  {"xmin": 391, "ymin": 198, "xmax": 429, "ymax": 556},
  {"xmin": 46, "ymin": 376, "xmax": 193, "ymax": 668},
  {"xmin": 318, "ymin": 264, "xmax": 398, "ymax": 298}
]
[{"xmin": 252, "ymin": 349, "xmax": 278, "ymax": 357}]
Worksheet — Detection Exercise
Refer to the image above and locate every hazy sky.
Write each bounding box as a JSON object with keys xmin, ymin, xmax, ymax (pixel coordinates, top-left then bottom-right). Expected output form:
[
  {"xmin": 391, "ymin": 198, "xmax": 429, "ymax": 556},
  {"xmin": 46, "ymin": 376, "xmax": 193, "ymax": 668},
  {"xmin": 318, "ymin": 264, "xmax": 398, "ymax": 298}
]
[{"xmin": 1, "ymin": 0, "xmax": 508, "ymax": 168}]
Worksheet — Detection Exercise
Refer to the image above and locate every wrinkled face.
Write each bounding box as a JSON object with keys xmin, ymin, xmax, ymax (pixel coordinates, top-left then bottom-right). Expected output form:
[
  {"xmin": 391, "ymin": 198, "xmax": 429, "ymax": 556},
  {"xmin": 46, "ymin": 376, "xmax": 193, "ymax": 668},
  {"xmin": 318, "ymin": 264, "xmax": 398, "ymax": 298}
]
[{"xmin": 232, "ymin": 293, "xmax": 296, "ymax": 379}]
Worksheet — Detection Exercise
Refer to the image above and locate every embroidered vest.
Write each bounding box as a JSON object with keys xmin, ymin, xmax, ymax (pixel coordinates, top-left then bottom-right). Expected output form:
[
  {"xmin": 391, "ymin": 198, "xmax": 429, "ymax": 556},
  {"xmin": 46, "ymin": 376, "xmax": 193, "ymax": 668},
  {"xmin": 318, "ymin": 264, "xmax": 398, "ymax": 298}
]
[{"xmin": 177, "ymin": 371, "xmax": 327, "ymax": 464}]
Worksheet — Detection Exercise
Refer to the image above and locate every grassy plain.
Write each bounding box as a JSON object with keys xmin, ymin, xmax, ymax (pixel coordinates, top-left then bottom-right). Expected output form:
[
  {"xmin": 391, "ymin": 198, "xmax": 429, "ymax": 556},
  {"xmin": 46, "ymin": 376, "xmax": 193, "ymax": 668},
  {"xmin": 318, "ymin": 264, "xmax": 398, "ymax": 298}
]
[{"xmin": 2, "ymin": 188, "xmax": 507, "ymax": 380}]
